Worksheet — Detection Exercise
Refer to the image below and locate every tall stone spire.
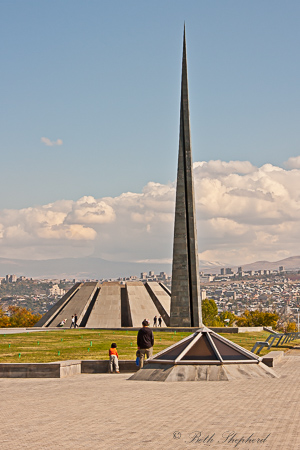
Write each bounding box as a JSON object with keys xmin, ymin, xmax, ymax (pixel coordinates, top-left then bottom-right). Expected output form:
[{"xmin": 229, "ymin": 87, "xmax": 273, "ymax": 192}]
[
  {"xmin": 130, "ymin": 29, "xmax": 273, "ymax": 384},
  {"xmin": 170, "ymin": 27, "xmax": 202, "ymax": 327}
]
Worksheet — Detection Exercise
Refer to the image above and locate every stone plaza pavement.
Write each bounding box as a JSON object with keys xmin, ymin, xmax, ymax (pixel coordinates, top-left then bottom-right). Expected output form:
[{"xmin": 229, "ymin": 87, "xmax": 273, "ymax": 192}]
[{"xmin": 1, "ymin": 352, "xmax": 300, "ymax": 450}]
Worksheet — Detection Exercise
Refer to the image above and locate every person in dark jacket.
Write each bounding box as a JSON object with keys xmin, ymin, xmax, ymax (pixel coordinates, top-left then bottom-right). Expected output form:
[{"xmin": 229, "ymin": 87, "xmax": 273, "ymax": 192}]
[{"xmin": 137, "ymin": 319, "xmax": 154, "ymax": 369}]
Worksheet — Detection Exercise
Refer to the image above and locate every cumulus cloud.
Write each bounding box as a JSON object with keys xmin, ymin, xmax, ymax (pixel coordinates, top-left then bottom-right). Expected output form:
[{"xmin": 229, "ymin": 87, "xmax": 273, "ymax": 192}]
[
  {"xmin": 1, "ymin": 159, "xmax": 300, "ymax": 264},
  {"xmin": 283, "ymin": 156, "xmax": 300, "ymax": 169},
  {"xmin": 41, "ymin": 137, "xmax": 63, "ymax": 147},
  {"xmin": 65, "ymin": 196, "xmax": 116, "ymax": 225},
  {"xmin": 0, "ymin": 197, "xmax": 106, "ymax": 259}
]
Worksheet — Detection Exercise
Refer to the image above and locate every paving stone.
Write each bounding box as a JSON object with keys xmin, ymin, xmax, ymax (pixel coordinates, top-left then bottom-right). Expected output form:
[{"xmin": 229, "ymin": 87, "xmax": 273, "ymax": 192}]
[{"xmin": 0, "ymin": 354, "xmax": 300, "ymax": 448}]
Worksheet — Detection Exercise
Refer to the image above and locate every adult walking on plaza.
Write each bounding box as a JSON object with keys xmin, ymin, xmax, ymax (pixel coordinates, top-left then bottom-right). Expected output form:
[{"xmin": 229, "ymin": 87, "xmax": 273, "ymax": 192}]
[{"xmin": 137, "ymin": 319, "xmax": 154, "ymax": 369}]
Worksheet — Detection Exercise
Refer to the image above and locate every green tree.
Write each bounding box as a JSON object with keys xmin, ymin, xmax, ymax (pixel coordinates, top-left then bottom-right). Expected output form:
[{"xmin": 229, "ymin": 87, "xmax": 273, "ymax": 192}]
[
  {"xmin": 236, "ymin": 310, "xmax": 278, "ymax": 328},
  {"xmin": 202, "ymin": 299, "xmax": 219, "ymax": 326},
  {"xmin": 218, "ymin": 311, "xmax": 236, "ymax": 327}
]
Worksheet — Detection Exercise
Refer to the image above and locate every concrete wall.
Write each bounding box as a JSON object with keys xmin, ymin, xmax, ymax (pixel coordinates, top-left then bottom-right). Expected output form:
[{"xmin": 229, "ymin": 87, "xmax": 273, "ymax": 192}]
[
  {"xmin": 52, "ymin": 282, "xmax": 99, "ymax": 328},
  {"xmin": 126, "ymin": 282, "xmax": 166, "ymax": 327},
  {"xmin": 81, "ymin": 360, "xmax": 137, "ymax": 374},
  {"xmin": 0, "ymin": 360, "xmax": 137, "ymax": 378},
  {"xmin": 145, "ymin": 282, "xmax": 171, "ymax": 326},
  {"xmin": 0, "ymin": 363, "xmax": 62, "ymax": 378},
  {"xmin": 34, "ymin": 283, "xmax": 82, "ymax": 327},
  {"xmin": 86, "ymin": 282, "xmax": 121, "ymax": 328}
]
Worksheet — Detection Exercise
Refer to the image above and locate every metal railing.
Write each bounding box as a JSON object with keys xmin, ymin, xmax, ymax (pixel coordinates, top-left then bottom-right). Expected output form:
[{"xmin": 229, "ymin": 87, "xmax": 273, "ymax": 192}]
[{"xmin": 251, "ymin": 331, "xmax": 300, "ymax": 354}]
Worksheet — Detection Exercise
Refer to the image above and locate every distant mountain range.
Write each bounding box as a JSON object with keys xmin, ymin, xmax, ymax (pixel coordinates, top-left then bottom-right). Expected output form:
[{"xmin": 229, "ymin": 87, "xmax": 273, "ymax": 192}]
[
  {"xmin": 0, "ymin": 257, "xmax": 171, "ymax": 280},
  {"xmin": 239, "ymin": 256, "xmax": 300, "ymax": 272},
  {"xmin": 0, "ymin": 255, "xmax": 299, "ymax": 280},
  {"xmin": 200, "ymin": 256, "xmax": 300, "ymax": 274}
]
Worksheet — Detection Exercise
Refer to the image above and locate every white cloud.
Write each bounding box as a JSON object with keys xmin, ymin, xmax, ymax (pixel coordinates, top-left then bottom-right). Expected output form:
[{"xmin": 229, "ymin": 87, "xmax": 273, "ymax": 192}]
[
  {"xmin": 283, "ymin": 156, "xmax": 300, "ymax": 169},
  {"xmin": 41, "ymin": 137, "xmax": 63, "ymax": 147},
  {"xmin": 65, "ymin": 196, "xmax": 116, "ymax": 225},
  {"xmin": 1, "ymin": 159, "xmax": 300, "ymax": 264}
]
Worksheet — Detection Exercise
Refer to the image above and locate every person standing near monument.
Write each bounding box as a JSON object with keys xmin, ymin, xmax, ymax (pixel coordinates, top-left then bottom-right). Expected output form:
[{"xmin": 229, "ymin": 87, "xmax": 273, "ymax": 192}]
[
  {"xmin": 74, "ymin": 313, "xmax": 78, "ymax": 328},
  {"xmin": 137, "ymin": 319, "xmax": 154, "ymax": 369},
  {"xmin": 158, "ymin": 316, "xmax": 162, "ymax": 327},
  {"xmin": 70, "ymin": 315, "xmax": 75, "ymax": 328},
  {"xmin": 153, "ymin": 315, "xmax": 157, "ymax": 327},
  {"xmin": 109, "ymin": 343, "xmax": 119, "ymax": 373}
]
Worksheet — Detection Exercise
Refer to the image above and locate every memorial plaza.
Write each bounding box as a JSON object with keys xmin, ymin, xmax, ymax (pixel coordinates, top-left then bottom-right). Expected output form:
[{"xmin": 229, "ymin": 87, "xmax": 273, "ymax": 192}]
[
  {"xmin": 1, "ymin": 23, "xmax": 298, "ymax": 450},
  {"xmin": 0, "ymin": 347, "xmax": 299, "ymax": 449}
]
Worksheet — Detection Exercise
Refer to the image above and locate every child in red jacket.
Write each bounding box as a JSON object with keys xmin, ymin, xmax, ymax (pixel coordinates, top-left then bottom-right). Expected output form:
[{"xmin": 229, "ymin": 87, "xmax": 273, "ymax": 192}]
[{"xmin": 109, "ymin": 343, "xmax": 119, "ymax": 373}]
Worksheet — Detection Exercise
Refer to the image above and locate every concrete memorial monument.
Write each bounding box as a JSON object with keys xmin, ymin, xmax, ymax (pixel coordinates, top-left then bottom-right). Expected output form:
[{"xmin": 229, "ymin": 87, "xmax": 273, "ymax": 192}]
[
  {"xmin": 131, "ymin": 28, "xmax": 277, "ymax": 381},
  {"xmin": 34, "ymin": 281, "xmax": 170, "ymax": 328},
  {"xmin": 170, "ymin": 26, "xmax": 201, "ymax": 328}
]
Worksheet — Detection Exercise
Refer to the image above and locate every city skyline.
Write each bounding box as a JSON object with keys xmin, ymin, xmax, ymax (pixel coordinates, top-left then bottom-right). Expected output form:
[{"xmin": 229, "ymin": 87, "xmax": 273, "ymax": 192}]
[{"xmin": 1, "ymin": 2, "xmax": 300, "ymax": 266}]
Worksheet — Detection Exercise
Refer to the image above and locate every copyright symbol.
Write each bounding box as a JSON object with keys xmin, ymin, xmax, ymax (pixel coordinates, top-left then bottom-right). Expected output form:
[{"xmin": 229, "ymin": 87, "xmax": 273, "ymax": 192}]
[{"xmin": 173, "ymin": 431, "xmax": 181, "ymax": 440}]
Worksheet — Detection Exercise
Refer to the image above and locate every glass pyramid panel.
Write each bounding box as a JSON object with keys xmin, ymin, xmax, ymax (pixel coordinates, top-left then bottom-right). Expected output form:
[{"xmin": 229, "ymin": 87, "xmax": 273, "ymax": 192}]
[
  {"xmin": 181, "ymin": 335, "xmax": 218, "ymax": 361},
  {"xmin": 154, "ymin": 335, "xmax": 195, "ymax": 361},
  {"xmin": 211, "ymin": 335, "xmax": 253, "ymax": 361}
]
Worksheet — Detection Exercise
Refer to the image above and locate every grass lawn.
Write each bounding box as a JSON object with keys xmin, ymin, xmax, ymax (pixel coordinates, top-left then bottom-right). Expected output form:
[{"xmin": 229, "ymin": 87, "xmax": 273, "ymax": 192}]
[{"xmin": 0, "ymin": 329, "xmax": 298, "ymax": 363}]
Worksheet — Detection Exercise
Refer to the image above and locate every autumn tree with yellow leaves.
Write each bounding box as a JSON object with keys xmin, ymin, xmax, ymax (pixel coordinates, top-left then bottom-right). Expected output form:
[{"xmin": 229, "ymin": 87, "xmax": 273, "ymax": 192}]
[{"xmin": 0, "ymin": 306, "xmax": 41, "ymax": 328}]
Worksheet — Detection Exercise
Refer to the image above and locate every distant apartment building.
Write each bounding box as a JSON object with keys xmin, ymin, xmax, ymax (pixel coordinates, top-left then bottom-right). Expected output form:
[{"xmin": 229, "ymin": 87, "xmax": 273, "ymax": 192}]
[
  {"xmin": 5, "ymin": 274, "xmax": 17, "ymax": 283},
  {"xmin": 200, "ymin": 289, "xmax": 207, "ymax": 300},
  {"xmin": 200, "ymin": 275, "xmax": 214, "ymax": 283},
  {"xmin": 159, "ymin": 272, "xmax": 167, "ymax": 280},
  {"xmin": 49, "ymin": 284, "xmax": 65, "ymax": 297},
  {"xmin": 140, "ymin": 272, "xmax": 147, "ymax": 280},
  {"xmin": 225, "ymin": 291, "xmax": 237, "ymax": 300}
]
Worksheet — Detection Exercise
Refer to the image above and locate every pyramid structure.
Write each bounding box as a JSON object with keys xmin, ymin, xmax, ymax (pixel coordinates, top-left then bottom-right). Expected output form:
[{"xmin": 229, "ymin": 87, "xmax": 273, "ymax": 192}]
[
  {"xmin": 129, "ymin": 327, "xmax": 278, "ymax": 381},
  {"xmin": 150, "ymin": 326, "xmax": 258, "ymax": 364},
  {"xmin": 34, "ymin": 281, "xmax": 171, "ymax": 328}
]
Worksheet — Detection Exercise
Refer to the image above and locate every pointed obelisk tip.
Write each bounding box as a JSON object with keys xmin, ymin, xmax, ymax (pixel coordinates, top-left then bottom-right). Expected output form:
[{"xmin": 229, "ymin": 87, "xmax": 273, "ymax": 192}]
[{"xmin": 182, "ymin": 23, "xmax": 186, "ymax": 54}]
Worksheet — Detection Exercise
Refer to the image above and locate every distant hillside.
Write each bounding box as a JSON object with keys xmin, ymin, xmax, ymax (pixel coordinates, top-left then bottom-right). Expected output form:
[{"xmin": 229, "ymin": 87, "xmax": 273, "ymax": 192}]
[
  {"xmin": 241, "ymin": 256, "xmax": 300, "ymax": 272},
  {"xmin": 0, "ymin": 257, "xmax": 171, "ymax": 280},
  {"xmin": 0, "ymin": 255, "xmax": 299, "ymax": 279},
  {"xmin": 203, "ymin": 256, "xmax": 300, "ymax": 274}
]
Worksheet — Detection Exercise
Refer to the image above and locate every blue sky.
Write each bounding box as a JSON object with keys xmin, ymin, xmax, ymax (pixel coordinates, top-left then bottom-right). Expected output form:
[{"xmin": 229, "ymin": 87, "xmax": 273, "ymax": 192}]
[
  {"xmin": 1, "ymin": 1, "xmax": 300, "ymax": 266},
  {"xmin": 1, "ymin": 1, "xmax": 300, "ymax": 209}
]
